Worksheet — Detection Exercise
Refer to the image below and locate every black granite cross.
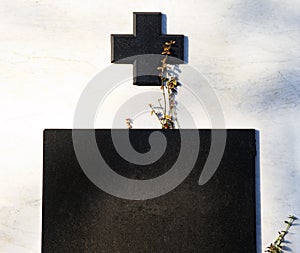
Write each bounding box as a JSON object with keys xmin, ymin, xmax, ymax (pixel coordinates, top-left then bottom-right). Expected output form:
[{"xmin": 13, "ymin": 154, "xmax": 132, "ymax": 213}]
[{"xmin": 111, "ymin": 12, "xmax": 185, "ymax": 86}]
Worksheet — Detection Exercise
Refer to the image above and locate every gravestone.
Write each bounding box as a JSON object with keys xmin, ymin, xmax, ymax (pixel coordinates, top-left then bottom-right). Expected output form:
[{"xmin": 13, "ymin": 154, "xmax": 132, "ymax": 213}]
[
  {"xmin": 43, "ymin": 129, "xmax": 257, "ymax": 252},
  {"xmin": 42, "ymin": 12, "xmax": 258, "ymax": 253}
]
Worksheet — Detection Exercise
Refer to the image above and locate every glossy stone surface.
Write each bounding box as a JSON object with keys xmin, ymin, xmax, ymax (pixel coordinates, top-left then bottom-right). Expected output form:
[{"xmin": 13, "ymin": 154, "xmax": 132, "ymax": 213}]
[
  {"xmin": 111, "ymin": 12, "xmax": 185, "ymax": 86},
  {"xmin": 43, "ymin": 129, "xmax": 256, "ymax": 253}
]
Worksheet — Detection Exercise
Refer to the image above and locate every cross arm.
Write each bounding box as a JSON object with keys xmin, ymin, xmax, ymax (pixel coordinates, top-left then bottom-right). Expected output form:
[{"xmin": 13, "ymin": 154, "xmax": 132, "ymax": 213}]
[{"xmin": 111, "ymin": 34, "xmax": 136, "ymax": 63}]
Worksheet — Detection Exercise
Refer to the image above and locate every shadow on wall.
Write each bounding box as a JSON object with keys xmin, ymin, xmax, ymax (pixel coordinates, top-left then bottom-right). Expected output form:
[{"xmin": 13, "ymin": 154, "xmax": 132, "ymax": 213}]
[
  {"xmin": 241, "ymin": 72, "xmax": 300, "ymax": 114},
  {"xmin": 226, "ymin": 0, "xmax": 300, "ymax": 28},
  {"xmin": 162, "ymin": 13, "xmax": 189, "ymax": 63}
]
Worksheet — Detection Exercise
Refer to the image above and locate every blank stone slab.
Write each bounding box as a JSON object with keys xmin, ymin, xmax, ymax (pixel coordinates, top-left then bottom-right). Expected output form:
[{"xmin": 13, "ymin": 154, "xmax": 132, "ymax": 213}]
[{"xmin": 42, "ymin": 129, "xmax": 257, "ymax": 253}]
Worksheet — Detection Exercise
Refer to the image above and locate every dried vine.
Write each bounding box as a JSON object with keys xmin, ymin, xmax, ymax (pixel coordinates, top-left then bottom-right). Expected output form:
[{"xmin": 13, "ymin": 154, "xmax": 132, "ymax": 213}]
[
  {"xmin": 265, "ymin": 215, "xmax": 297, "ymax": 253},
  {"xmin": 149, "ymin": 40, "xmax": 180, "ymax": 129},
  {"xmin": 126, "ymin": 40, "xmax": 181, "ymax": 129}
]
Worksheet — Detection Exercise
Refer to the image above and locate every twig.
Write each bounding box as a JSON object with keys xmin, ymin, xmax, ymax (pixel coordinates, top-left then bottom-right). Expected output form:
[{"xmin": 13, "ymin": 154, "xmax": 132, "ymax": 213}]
[{"xmin": 265, "ymin": 215, "xmax": 297, "ymax": 253}]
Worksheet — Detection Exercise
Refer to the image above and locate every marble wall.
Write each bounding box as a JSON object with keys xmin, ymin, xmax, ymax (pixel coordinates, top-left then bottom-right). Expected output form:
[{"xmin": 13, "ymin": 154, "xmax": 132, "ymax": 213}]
[{"xmin": 0, "ymin": 0, "xmax": 299, "ymax": 252}]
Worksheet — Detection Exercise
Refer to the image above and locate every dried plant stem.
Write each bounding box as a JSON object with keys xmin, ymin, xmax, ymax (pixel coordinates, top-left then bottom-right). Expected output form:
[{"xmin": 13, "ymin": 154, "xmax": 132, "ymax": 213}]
[
  {"xmin": 149, "ymin": 104, "xmax": 163, "ymax": 127},
  {"xmin": 265, "ymin": 215, "xmax": 297, "ymax": 253},
  {"xmin": 127, "ymin": 40, "xmax": 181, "ymax": 129},
  {"xmin": 150, "ymin": 40, "xmax": 179, "ymax": 129},
  {"xmin": 162, "ymin": 84, "xmax": 167, "ymax": 116}
]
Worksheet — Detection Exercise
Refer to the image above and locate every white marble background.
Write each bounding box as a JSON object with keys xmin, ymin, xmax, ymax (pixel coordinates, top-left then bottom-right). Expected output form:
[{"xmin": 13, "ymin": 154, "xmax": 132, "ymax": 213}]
[{"xmin": 0, "ymin": 0, "xmax": 300, "ymax": 252}]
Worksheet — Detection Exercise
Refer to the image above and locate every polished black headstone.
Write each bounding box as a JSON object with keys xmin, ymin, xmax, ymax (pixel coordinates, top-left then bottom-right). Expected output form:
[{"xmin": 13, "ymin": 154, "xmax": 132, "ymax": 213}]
[
  {"xmin": 111, "ymin": 13, "xmax": 185, "ymax": 86},
  {"xmin": 42, "ymin": 129, "xmax": 257, "ymax": 253}
]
